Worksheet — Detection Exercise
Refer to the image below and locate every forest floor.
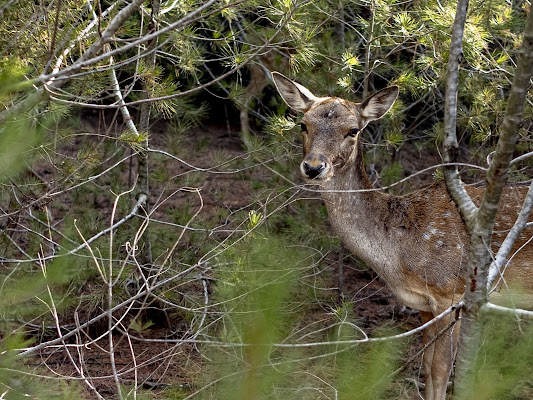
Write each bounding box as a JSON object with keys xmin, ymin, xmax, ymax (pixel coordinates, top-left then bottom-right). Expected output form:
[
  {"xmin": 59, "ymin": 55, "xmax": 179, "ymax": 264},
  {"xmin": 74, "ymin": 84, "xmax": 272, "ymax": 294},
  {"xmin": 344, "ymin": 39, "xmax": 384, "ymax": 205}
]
[{"xmin": 29, "ymin": 120, "xmax": 432, "ymax": 400}]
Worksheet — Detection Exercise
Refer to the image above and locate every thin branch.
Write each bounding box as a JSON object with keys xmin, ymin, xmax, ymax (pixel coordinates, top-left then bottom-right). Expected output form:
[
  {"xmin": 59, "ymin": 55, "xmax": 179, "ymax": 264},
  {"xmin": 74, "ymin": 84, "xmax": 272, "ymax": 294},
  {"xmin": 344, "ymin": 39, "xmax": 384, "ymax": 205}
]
[
  {"xmin": 487, "ymin": 180, "xmax": 533, "ymax": 289},
  {"xmin": 0, "ymin": 0, "xmax": 145, "ymax": 124},
  {"xmin": 20, "ymin": 301, "xmax": 464, "ymax": 357},
  {"xmin": 363, "ymin": 0, "xmax": 375, "ymax": 99},
  {"xmin": 262, "ymin": 161, "xmax": 486, "ymax": 194},
  {"xmin": 482, "ymin": 302, "xmax": 533, "ymax": 320},
  {"xmin": 108, "ymin": 46, "xmax": 139, "ymax": 137},
  {"xmin": 40, "ymin": 0, "xmax": 221, "ymax": 84},
  {"xmin": 511, "ymin": 150, "xmax": 533, "ymax": 165}
]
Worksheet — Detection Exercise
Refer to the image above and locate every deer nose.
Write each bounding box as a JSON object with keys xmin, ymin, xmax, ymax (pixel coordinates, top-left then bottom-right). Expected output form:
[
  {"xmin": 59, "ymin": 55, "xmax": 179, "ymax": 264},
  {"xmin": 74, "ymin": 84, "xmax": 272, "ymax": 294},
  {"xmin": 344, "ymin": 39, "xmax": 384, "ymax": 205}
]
[{"xmin": 302, "ymin": 159, "xmax": 327, "ymax": 179}]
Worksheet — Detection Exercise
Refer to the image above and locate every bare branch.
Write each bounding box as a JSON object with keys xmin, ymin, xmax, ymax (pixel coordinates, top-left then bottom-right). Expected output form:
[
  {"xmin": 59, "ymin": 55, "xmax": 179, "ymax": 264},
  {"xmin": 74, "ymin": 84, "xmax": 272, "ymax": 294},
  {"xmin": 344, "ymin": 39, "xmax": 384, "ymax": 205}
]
[
  {"xmin": 511, "ymin": 150, "xmax": 533, "ymax": 165},
  {"xmin": 442, "ymin": 0, "xmax": 477, "ymax": 229},
  {"xmin": 107, "ymin": 45, "xmax": 139, "ymax": 137},
  {"xmin": 482, "ymin": 302, "xmax": 533, "ymax": 320},
  {"xmin": 487, "ymin": 180, "xmax": 533, "ymax": 290}
]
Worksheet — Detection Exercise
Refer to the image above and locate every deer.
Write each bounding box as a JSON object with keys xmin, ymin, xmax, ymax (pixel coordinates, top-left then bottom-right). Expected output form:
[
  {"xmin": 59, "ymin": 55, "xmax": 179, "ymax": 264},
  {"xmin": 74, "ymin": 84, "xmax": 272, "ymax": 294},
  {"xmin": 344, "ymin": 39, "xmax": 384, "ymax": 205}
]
[{"xmin": 271, "ymin": 71, "xmax": 533, "ymax": 400}]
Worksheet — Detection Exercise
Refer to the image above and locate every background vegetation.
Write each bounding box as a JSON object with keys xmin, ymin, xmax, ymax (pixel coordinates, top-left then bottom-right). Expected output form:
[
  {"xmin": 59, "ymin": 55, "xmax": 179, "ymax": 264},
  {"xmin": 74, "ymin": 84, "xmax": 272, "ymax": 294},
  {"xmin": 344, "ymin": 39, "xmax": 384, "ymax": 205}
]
[{"xmin": 0, "ymin": 0, "xmax": 532, "ymax": 398}]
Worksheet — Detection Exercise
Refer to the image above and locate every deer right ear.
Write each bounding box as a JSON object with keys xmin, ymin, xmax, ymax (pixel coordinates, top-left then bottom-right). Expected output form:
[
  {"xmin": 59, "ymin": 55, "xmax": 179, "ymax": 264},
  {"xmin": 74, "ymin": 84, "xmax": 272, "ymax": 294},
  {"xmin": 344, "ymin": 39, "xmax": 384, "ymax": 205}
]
[
  {"xmin": 271, "ymin": 72, "xmax": 323, "ymax": 113},
  {"xmin": 360, "ymin": 86, "xmax": 399, "ymax": 122}
]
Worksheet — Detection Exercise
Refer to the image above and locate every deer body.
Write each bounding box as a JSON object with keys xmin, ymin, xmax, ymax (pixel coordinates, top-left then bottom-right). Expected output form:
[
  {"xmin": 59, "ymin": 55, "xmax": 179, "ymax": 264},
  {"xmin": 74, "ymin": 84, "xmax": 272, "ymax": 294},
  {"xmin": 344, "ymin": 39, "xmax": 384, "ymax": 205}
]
[
  {"xmin": 322, "ymin": 171, "xmax": 467, "ymax": 313},
  {"xmin": 272, "ymin": 71, "xmax": 533, "ymax": 400}
]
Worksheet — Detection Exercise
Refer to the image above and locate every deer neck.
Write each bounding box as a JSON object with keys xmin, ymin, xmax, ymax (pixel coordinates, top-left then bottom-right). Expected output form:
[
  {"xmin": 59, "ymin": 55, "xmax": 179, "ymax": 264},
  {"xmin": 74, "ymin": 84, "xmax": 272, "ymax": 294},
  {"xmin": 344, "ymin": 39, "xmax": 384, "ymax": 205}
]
[
  {"xmin": 319, "ymin": 142, "xmax": 398, "ymax": 269},
  {"xmin": 321, "ymin": 139, "xmax": 385, "ymax": 210}
]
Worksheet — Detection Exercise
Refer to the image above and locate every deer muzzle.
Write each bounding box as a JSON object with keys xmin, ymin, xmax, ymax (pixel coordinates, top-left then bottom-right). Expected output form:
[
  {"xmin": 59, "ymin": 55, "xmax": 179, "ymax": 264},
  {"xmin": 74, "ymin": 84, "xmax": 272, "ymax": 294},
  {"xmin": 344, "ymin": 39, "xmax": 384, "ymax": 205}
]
[{"xmin": 301, "ymin": 154, "xmax": 329, "ymax": 180}]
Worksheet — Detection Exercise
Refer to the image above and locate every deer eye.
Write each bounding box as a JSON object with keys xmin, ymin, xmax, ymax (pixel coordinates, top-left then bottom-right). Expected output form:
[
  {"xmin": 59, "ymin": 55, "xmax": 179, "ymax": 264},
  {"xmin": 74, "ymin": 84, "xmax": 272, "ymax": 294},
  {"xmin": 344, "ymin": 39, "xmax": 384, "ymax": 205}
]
[
  {"xmin": 345, "ymin": 128, "xmax": 360, "ymax": 138},
  {"xmin": 300, "ymin": 123, "xmax": 307, "ymax": 132}
]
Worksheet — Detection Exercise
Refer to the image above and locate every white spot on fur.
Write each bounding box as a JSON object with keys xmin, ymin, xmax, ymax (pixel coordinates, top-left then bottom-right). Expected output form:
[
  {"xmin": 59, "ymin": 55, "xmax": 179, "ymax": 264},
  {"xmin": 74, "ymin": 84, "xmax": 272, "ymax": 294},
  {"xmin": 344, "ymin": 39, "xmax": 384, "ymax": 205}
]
[
  {"xmin": 428, "ymin": 225, "xmax": 438, "ymax": 235},
  {"xmin": 442, "ymin": 211, "xmax": 451, "ymax": 217}
]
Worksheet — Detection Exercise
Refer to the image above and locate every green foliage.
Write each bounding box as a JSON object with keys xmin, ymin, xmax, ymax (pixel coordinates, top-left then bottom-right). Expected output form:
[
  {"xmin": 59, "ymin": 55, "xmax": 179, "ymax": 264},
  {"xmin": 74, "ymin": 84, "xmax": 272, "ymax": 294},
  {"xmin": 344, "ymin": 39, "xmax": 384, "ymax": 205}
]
[
  {"xmin": 196, "ymin": 231, "xmax": 406, "ymax": 399},
  {"xmin": 0, "ymin": 58, "xmax": 30, "ymax": 97},
  {"xmin": 385, "ymin": 131, "xmax": 405, "ymax": 150},
  {"xmin": 0, "ymin": 334, "xmax": 83, "ymax": 399},
  {"xmin": 334, "ymin": 333, "xmax": 403, "ymax": 400},
  {"xmin": 381, "ymin": 162, "xmax": 403, "ymax": 187},
  {"xmin": 0, "ymin": 117, "xmax": 40, "ymax": 182},
  {"xmin": 119, "ymin": 130, "xmax": 150, "ymax": 153},
  {"xmin": 201, "ymin": 233, "xmax": 305, "ymax": 399},
  {"xmin": 0, "ymin": 254, "xmax": 90, "ymax": 321},
  {"xmin": 457, "ymin": 314, "xmax": 533, "ymax": 400},
  {"xmin": 264, "ymin": 115, "xmax": 296, "ymax": 136},
  {"xmin": 0, "ymin": 65, "xmax": 41, "ymax": 181}
]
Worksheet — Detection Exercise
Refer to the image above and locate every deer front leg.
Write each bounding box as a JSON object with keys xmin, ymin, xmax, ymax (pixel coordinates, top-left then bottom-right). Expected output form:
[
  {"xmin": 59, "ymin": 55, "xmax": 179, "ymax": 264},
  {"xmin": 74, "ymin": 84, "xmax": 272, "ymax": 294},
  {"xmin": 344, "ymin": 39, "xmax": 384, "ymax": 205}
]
[
  {"xmin": 420, "ymin": 311, "xmax": 436, "ymax": 399},
  {"xmin": 420, "ymin": 310, "xmax": 461, "ymax": 400}
]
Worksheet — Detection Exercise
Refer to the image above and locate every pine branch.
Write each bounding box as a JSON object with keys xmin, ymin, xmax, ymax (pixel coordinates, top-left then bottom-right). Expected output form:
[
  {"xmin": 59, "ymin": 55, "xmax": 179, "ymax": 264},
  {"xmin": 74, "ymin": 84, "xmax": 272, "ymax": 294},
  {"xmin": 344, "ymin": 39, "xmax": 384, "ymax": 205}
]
[{"xmin": 0, "ymin": 0, "xmax": 145, "ymax": 125}]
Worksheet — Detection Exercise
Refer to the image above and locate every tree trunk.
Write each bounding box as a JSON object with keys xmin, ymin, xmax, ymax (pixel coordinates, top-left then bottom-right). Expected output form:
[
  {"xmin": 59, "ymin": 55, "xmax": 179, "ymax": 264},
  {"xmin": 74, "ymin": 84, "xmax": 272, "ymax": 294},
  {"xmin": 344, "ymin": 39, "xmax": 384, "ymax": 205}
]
[
  {"xmin": 451, "ymin": 5, "xmax": 533, "ymax": 398},
  {"xmin": 363, "ymin": 0, "xmax": 375, "ymax": 99},
  {"xmin": 137, "ymin": 0, "xmax": 161, "ymax": 267}
]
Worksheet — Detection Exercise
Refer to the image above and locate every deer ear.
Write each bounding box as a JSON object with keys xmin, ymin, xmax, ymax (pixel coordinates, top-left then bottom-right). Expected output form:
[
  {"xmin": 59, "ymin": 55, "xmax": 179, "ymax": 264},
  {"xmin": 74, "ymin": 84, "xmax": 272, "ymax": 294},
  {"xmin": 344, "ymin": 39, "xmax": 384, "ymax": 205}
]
[
  {"xmin": 360, "ymin": 86, "xmax": 399, "ymax": 122},
  {"xmin": 271, "ymin": 71, "xmax": 323, "ymax": 112}
]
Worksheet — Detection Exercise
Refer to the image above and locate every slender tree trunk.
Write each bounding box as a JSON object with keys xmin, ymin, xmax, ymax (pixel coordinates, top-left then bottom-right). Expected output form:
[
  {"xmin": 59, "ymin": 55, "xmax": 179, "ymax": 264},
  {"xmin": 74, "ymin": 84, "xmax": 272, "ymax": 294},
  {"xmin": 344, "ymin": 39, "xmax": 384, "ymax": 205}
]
[
  {"xmin": 451, "ymin": 5, "xmax": 533, "ymax": 398},
  {"xmin": 363, "ymin": 0, "xmax": 375, "ymax": 99},
  {"xmin": 442, "ymin": 0, "xmax": 476, "ymax": 226},
  {"xmin": 336, "ymin": 6, "xmax": 345, "ymax": 50},
  {"xmin": 137, "ymin": 0, "xmax": 161, "ymax": 266}
]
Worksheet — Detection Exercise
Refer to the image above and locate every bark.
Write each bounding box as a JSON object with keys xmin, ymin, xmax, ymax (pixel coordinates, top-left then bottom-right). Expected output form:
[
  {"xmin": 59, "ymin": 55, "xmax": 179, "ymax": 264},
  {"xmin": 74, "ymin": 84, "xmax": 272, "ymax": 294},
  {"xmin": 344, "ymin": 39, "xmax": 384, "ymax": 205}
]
[
  {"xmin": 442, "ymin": 0, "xmax": 477, "ymax": 230},
  {"xmin": 336, "ymin": 6, "xmax": 345, "ymax": 50},
  {"xmin": 363, "ymin": 0, "xmax": 375, "ymax": 99},
  {"xmin": 452, "ymin": 6, "xmax": 533, "ymax": 399},
  {"xmin": 137, "ymin": 0, "xmax": 161, "ymax": 266}
]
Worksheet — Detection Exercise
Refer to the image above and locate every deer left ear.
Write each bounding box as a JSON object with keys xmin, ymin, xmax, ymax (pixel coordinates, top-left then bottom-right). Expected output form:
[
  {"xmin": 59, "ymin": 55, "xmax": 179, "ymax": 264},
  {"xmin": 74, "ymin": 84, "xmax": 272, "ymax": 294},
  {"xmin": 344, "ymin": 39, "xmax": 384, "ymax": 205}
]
[
  {"xmin": 360, "ymin": 86, "xmax": 399, "ymax": 122},
  {"xmin": 271, "ymin": 71, "xmax": 326, "ymax": 113}
]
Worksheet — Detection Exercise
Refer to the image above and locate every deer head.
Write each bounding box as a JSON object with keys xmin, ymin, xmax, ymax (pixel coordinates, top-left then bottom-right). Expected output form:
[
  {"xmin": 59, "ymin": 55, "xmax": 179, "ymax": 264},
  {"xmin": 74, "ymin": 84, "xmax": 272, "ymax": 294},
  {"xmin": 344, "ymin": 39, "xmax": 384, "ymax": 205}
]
[{"xmin": 271, "ymin": 72, "xmax": 399, "ymax": 181}]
